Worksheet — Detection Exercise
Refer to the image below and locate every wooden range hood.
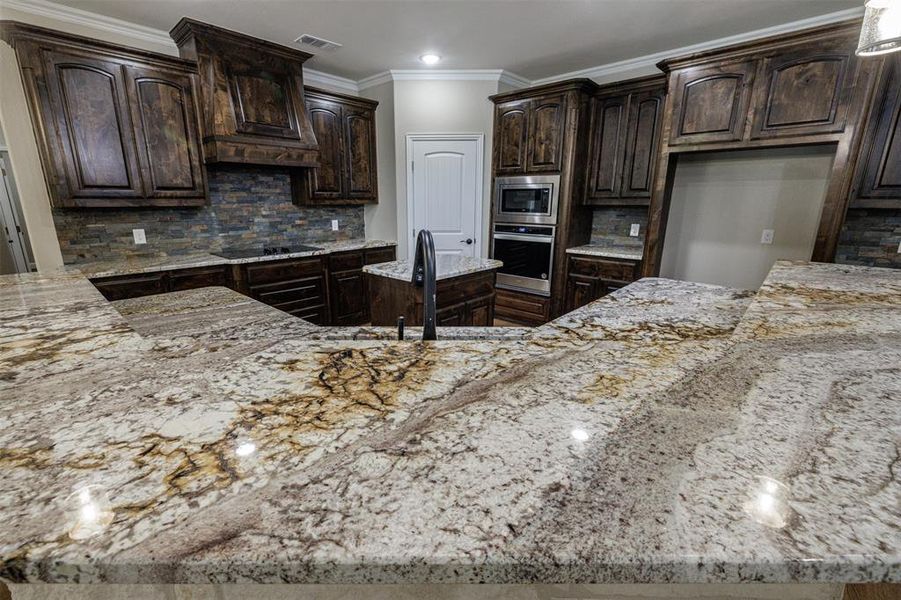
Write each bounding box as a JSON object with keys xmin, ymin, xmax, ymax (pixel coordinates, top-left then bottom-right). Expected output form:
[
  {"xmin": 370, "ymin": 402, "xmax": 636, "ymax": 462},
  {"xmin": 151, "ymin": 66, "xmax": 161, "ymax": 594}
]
[{"xmin": 170, "ymin": 18, "xmax": 320, "ymax": 168}]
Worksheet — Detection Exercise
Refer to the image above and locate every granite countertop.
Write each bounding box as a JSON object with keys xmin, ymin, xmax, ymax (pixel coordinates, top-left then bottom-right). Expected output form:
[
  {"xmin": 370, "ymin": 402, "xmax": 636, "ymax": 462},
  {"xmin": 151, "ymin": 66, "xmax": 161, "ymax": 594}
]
[
  {"xmin": 362, "ymin": 255, "xmax": 503, "ymax": 282},
  {"xmin": 1, "ymin": 261, "xmax": 899, "ymax": 585},
  {"xmin": 68, "ymin": 239, "xmax": 398, "ymax": 279},
  {"xmin": 566, "ymin": 244, "xmax": 643, "ymax": 261}
]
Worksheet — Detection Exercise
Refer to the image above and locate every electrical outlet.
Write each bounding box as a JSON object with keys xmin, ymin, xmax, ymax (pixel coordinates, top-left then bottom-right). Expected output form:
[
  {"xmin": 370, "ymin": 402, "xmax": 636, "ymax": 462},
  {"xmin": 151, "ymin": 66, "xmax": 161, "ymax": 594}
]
[
  {"xmin": 331, "ymin": 219, "xmax": 339, "ymax": 231},
  {"xmin": 132, "ymin": 228, "xmax": 146, "ymax": 245},
  {"xmin": 629, "ymin": 223, "xmax": 640, "ymax": 237},
  {"xmin": 760, "ymin": 229, "xmax": 775, "ymax": 245}
]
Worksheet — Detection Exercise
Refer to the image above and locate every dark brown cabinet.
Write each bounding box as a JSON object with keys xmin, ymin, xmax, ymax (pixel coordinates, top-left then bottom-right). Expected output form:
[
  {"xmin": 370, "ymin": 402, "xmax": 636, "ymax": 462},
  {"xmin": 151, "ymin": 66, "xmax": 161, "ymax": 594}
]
[
  {"xmin": 851, "ymin": 54, "xmax": 901, "ymax": 209},
  {"xmin": 563, "ymin": 255, "xmax": 639, "ymax": 313},
  {"xmin": 494, "ymin": 288, "xmax": 550, "ymax": 326},
  {"xmin": 92, "ymin": 265, "xmax": 229, "ymax": 301},
  {"xmin": 669, "ymin": 60, "xmax": 756, "ymax": 146},
  {"xmin": 0, "ymin": 22, "xmax": 207, "ymax": 208},
  {"xmin": 295, "ymin": 88, "xmax": 379, "ymax": 205},
  {"xmin": 492, "ymin": 93, "xmax": 568, "ymax": 174},
  {"xmin": 241, "ymin": 257, "xmax": 329, "ymax": 324},
  {"xmin": 585, "ymin": 76, "xmax": 665, "ymax": 205},
  {"xmin": 750, "ymin": 35, "xmax": 858, "ymax": 139},
  {"xmin": 328, "ymin": 250, "xmax": 367, "ymax": 325},
  {"xmin": 170, "ymin": 18, "xmax": 318, "ymax": 168}
]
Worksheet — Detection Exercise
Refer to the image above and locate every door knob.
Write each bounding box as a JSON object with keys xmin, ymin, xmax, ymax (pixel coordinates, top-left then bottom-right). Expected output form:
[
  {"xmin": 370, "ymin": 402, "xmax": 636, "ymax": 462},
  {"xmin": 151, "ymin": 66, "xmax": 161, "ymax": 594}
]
[{"xmin": 460, "ymin": 238, "xmax": 474, "ymax": 245}]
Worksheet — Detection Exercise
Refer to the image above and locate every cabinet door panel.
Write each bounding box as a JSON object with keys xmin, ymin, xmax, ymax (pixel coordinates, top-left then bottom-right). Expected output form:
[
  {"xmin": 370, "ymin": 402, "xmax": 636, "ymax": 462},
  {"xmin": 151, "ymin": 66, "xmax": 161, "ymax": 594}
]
[
  {"xmin": 587, "ymin": 95, "xmax": 628, "ymax": 199},
  {"xmin": 345, "ymin": 106, "xmax": 377, "ymax": 199},
  {"xmin": 437, "ymin": 302, "xmax": 466, "ymax": 326},
  {"xmin": 527, "ymin": 94, "xmax": 566, "ymax": 172},
  {"xmin": 494, "ymin": 100, "xmax": 529, "ymax": 174},
  {"xmin": 228, "ymin": 65, "xmax": 301, "ymax": 139},
  {"xmin": 306, "ymin": 97, "xmax": 345, "ymax": 199},
  {"xmin": 126, "ymin": 66, "xmax": 204, "ymax": 199},
  {"xmin": 564, "ymin": 273, "xmax": 598, "ymax": 313},
  {"xmin": 853, "ymin": 55, "xmax": 901, "ymax": 204},
  {"xmin": 330, "ymin": 269, "xmax": 368, "ymax": 325},
  {"xmin": 44, "ymin": 51, "xmax": 143, "ymax": 200},
  {"xmin": 622, "ymin": 90, "xmax": 664, "ymax": 198},
  {"xmin": 670, "ymin": 61, "xmax": 755, "ymax": 145},
  {"xmin": 751, "ymin": 38, "xmax": 856, "ymax": 139}
]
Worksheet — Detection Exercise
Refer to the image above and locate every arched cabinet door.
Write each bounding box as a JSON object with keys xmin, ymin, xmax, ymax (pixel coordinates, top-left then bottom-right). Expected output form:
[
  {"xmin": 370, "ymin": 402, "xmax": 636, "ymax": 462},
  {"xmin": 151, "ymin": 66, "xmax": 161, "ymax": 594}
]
[
  {"xmin": 621, "ymin": 89, "xmax": 664, "ymax": 198},
  {"xmin": 493, "ymin": 99, "xmax": 529, "ymax": 174},
  {"xmin": 305, "ymin": 97, "xmax": 345, "ymax": 200},
  {"xmin": 586, "ymin": 94, "xmax": 629, "ymax": 200},
  {"xmin": 125, "ymin": 65, "xmax": 205, "ymax": 200},
  {"xmin": 42, "ymin": 50, "xmax": 145, "ymax": 203},
  {"xmin": 344, "ymin": 106, "xmax": 377, "ymax": 200},
  {"xmin": 526, "ymin": 93, "xmax": 567, "ymax": 173},
  {"xmin": 669, "ymin": 60, "xmax": 756, "ymax": 145},
  {"xmin": 751, "ymin": 36, "xmax": 858, "ymax": 139}
]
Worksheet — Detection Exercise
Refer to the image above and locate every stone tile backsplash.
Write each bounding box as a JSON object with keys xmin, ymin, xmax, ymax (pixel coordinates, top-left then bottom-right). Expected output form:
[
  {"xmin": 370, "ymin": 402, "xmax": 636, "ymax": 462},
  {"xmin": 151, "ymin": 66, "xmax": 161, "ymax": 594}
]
[
  {"xmin": 590, "ymin": 207, "xmax": 648, "ymax": 249},
  {"xmin": 836, "ymin": 209, "xmax": 901, "ymax": 269},
  {"xmin": 53, "ymin": 166, "xmax": 365, "ymax": 264}
]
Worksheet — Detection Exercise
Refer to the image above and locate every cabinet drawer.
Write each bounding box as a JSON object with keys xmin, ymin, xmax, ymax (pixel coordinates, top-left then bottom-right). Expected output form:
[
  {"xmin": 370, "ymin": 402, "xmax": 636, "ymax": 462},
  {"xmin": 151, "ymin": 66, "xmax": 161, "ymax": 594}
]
[
  {"xmin": 250, "ymin": 276, "xmax": 327, "ymax": 306},
  {"xmin": 568, "ymin": 256, "xmax": 637, "ymax": 281},
  {"xmin": 168, "ymin": 266, "xmax": 229, "ymax": 291},
  {"xmin": 364, "ymin": 246, "xmax": 396, "ymax": 265},
  {"xmin": 91, "ymin": 273, "xmax": 166, "ymax": 300},
  {"xmin": 496, "ymin": 288, "xmax": 549, "ymax": 318},
  {"xmin": 329, "ymin": 250, "xmax": 364, "ymax": 271},
  {"xmin": 244, "ymin": 257, "xmax": 325, "ymax": 285}
]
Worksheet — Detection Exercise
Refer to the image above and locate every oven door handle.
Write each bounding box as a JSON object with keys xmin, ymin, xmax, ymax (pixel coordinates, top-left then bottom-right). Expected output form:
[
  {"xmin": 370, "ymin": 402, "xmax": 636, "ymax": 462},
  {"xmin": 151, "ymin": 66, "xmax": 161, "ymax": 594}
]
[{"xmin": 493, "ymin": 233, "xmax": 554, "ymax": 243}]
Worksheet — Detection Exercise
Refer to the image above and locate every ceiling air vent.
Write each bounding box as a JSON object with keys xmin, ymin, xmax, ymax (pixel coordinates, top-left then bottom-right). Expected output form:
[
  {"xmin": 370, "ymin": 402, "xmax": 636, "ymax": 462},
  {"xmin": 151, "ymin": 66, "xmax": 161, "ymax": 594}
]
[{"xmin": 294, "ymin": 34, "xmax": 342, "ymax": 51}]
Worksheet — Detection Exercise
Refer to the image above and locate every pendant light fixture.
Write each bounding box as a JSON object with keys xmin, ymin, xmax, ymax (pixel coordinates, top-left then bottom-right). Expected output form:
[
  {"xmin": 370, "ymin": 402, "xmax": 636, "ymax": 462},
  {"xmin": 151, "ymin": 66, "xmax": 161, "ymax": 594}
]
[{"xmin": 857, "ymin": 0, "xmax": 901, "ymax": 56}]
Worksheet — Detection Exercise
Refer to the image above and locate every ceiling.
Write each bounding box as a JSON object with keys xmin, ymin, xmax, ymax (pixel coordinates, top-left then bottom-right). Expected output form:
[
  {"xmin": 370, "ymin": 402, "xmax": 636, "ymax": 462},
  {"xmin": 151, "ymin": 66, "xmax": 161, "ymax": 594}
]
[{"xmin": 43, "ymin": 0, "xmax": 861, "ymax": 81}]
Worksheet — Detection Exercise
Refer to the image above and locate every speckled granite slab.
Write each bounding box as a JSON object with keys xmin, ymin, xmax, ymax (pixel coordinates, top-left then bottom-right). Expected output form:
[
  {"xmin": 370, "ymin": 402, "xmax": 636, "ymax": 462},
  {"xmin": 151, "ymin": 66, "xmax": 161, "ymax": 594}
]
[
  {"xmin": 363, "ymin": 256, "xmax": 502, "ymax": 282},
  {"xmin": 1, "ymin": 261, "xmax": 898, "ymax": 585},
  {"xmin": 565, "ymin": 244, "xmax": 643, "ymax": 262},
  {"xmin": 70, "ymin": 239, "xmax": 397, "ymax": 279}
]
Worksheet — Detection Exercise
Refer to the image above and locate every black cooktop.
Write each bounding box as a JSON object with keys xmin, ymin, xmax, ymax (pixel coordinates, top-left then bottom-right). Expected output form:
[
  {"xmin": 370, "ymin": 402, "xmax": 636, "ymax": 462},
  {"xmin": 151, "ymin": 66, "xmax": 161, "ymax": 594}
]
[{"xmin": 212, "ymin": 245, "xmax": 322, "ymax": 260}]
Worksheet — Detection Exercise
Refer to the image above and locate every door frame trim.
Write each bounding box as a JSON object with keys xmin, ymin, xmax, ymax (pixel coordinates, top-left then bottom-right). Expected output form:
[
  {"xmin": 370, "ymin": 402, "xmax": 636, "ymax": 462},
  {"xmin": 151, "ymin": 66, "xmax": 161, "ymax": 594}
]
[{"xmin": 405, "ymin": 133, "xmax": 485, "ymax": 260}]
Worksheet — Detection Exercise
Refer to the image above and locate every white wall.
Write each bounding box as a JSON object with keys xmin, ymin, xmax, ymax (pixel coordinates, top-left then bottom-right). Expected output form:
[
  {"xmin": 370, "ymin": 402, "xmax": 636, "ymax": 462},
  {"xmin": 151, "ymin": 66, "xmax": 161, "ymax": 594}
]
[
  {"xmin": 391, "ymin": 79, "xmax": 498, "ymax": 259},
  {"xmin": 660, "ymin": 146, "xmax": 835, "ymax": 290}
]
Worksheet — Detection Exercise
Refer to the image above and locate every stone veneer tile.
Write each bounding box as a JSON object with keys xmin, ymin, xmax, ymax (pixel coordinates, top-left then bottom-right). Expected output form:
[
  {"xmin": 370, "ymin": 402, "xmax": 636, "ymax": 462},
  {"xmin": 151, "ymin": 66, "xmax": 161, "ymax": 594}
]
[
  {"xmin": 53, "ymin": 165, "xmax": 365, "ymax": 264},
  {"xmin": 836, "ymin": 209, "xmax": 901, "ymax": 269}
]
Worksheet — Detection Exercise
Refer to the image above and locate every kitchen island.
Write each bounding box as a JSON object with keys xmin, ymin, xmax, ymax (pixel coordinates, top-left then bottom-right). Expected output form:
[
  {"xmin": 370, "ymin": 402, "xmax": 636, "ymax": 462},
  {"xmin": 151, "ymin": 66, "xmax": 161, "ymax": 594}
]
[
  {"xmin": 0, "ymin": 261, "xmax": 899, "ymax": 599},
  {"xmin": 364, "ymin": 255, "xmax": 503, "ymax": 327}
]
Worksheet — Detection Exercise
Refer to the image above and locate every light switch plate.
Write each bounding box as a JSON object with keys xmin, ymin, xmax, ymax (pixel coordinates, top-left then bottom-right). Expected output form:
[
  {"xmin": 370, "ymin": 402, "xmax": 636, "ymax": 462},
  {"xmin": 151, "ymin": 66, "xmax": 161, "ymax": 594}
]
[
  {"xmin": 760, "ymin": 229, "xmax": 775, "ymax": 245},
  {"xmin": 629, "ymin": 223, "xmax": 640, "ymax": 237},
  {"xmin": 897, "ymin": 240, "xmax": 901, "ymax": 253},
  {"xmin": 331, "ymin": 219, "xmax": 339, "ymax": 231},
  {"xmin": 132, "ymin": 228, "xmax": 146, "ymax": 245}
]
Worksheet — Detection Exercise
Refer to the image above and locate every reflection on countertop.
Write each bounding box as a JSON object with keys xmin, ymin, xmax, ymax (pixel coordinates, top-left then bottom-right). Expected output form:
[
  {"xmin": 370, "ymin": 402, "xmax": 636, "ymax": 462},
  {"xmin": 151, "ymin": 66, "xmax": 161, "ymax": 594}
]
[{"xmin": 1, "ymin": 260, "xmax": 899, "ymax": 585}]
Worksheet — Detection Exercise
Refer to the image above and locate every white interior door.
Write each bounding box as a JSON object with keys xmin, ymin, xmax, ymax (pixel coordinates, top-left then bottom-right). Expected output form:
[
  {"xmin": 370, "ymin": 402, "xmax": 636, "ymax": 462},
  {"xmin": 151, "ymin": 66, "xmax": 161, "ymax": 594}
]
[{"xmin": 408, "ymin": 136, "xmax": 482, "ymax": 259}]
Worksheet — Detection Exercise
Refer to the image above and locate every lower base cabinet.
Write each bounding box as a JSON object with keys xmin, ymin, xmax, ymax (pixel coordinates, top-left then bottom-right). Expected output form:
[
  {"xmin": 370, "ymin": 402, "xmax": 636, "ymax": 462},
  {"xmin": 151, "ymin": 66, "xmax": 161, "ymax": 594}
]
[
  {"xmin": 368, "ymin": 270, "xmax": 497, "ymax": 327},
  {"xmin": 90, "ymin": 246, "xmax": 397, "ymax": 326},
  {"xmin": 563, "ymin": 255, "xmax": 639, "ymax": 313},
  {"xmin": 494, "ymin": 288, "xmax": 551, "ymax": 326}
]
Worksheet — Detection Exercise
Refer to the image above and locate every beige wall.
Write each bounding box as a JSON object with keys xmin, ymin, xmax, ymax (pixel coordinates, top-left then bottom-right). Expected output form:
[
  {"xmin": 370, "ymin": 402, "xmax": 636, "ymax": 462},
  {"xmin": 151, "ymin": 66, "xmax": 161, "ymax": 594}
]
[
  {"xmin": 360, "ymin": 81, "xmax": 397, "ymax": 245},
  {"xmin": 660, "ymin": 146, "xmax": 835, "ymax": 290},
  {"xmin": 0, "ymin": 5, "xmax": 178, "ymax": 272},
  {"xmin": 390, "ymin": 78, "xmax": 498, "ymax": 260}
]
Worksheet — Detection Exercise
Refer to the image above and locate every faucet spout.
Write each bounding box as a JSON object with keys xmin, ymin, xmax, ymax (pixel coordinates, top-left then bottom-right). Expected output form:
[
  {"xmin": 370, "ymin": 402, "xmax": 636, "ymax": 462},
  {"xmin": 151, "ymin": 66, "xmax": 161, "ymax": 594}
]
[{"xmin": 412, "ymin": 230, "xmax": 438, "ymax": 341}]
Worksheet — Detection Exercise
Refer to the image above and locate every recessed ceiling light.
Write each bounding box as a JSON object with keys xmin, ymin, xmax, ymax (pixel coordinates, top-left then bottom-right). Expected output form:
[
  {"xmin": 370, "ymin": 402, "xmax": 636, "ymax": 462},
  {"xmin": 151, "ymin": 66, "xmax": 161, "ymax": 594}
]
[{"xmin": 419, "ymin": 53, "xmax": 441, "ymax": 65}]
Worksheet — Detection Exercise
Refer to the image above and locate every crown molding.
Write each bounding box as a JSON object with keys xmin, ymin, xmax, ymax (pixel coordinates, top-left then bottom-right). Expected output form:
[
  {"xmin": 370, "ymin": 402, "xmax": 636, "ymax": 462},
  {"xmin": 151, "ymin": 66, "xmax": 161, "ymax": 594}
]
[
  {"xmin": 530, "ymin": 6, "xmax": 866, "ymax": 85},
  {"xmin": 0, "ymin": 0, "xmax": 176, "ymax": 48},
  {"xmin": 303, "ymin": 68, "xmax": 360, "ymax": 94},
  {"xmin": 358, "ymin": 68, "xmax": 531, "ymax": 90}
]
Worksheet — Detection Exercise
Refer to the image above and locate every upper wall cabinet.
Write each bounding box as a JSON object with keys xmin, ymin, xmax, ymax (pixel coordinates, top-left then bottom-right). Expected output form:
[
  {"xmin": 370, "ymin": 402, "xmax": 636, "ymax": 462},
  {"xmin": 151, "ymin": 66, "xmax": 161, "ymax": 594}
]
[
  {"xmin": 0, "ymin": 21, "xmax": 206, "ymax": 208},
  {"xmin": 669, "ymin": 61, "xmax": 755, "ymax": 145},
  {"xmin": 660, "ymin": 21, "xmax": 868, "ymax": 150},
  {"xmin": 293, "ymin": 87, "xmax": 378, "ymax": 205},
  {"xmin": 170, "ymin": 18, "xmax": 319, "ymax": 168},
  {"xmin": 491, "ymin": 88, "xmax": 577, "ymax": 175},
  {"xmin": 586, "ymin": 76, "xmax": 666, "ymax": 205},
  {"xmin": 851, "ymin": 54, "xmax": 901, "ymax": 209}
]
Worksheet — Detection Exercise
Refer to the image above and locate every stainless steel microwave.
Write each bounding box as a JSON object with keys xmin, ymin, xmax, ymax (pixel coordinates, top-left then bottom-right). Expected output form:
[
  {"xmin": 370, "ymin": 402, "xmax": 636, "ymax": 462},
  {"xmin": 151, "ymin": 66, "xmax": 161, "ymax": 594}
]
[{"xmin": 493, "ymin": 175, "xmax": 560, "ymax": 225}]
